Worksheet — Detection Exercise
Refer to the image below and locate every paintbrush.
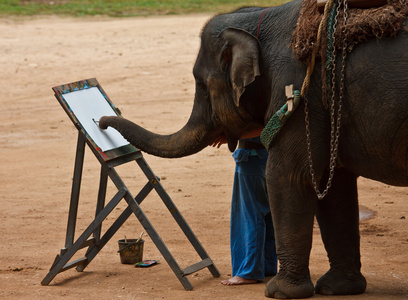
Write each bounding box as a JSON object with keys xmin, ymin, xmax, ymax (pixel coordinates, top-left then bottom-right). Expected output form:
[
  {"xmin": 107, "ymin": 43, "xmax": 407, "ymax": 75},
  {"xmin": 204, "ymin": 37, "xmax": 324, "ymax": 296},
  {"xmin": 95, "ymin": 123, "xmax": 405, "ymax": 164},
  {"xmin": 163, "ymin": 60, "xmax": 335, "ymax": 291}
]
[{"xmin": 135, "ymin": 231, "xmax": 144, "ymax": 243}]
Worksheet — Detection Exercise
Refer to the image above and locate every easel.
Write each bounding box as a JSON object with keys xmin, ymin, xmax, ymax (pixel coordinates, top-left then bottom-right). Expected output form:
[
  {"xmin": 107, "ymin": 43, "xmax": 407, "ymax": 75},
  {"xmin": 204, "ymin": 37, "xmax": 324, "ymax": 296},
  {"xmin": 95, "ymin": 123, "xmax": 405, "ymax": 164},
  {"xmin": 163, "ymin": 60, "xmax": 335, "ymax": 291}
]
[{"xmin": 41, "ymin": 78, "xmax": 220, "ymax": 290}]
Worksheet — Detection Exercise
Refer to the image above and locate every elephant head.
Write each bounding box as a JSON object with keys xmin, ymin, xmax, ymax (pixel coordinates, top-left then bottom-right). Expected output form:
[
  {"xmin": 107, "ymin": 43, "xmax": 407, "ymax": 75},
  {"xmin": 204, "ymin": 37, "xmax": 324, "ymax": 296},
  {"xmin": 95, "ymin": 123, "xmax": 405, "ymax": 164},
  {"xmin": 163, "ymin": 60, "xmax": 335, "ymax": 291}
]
[{"xmin": 99, "ymin": 20, "xmax": 265, "ymax": 157}]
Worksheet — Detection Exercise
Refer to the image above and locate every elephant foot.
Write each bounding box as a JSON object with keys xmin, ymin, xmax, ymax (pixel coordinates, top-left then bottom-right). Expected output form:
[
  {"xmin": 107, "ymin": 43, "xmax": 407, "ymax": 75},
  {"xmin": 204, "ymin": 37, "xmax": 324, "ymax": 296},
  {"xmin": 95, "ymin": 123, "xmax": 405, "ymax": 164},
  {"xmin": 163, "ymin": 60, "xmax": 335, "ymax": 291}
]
[
  {"xmin": 315, "ymin": 269, "xmax": 367, "ymax": 295},
  {"xmin": 265, "ymin": 271, "xmax": 314, "ymax": 299}
]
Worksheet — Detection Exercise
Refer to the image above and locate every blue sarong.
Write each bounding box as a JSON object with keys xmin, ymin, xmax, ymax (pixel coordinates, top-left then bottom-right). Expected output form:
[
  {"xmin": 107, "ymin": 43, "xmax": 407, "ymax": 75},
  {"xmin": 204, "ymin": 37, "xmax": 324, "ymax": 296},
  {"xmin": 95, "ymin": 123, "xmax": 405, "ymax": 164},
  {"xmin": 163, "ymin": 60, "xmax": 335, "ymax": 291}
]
[{"xmin": 230, "ymin": 138, "xmax": 277, "ymax": 279}]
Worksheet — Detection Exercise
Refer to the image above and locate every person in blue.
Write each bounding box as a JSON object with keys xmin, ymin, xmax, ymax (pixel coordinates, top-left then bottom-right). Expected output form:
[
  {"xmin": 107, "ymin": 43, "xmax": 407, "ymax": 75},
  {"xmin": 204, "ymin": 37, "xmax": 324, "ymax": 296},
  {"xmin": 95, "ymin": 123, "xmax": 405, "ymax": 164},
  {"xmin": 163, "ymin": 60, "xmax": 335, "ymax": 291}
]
[{"xmin": 211, "ymin": 131, "xmax": 278, "ymax": 285}]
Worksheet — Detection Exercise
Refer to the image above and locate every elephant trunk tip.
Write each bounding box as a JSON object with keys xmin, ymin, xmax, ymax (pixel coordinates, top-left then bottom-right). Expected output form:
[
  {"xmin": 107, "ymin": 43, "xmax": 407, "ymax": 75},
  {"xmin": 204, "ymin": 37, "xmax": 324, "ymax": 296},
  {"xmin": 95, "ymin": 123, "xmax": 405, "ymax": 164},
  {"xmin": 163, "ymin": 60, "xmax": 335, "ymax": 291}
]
[{"xmin": 99, "ymin": 116, "xmax": 110, "ymax": 130}]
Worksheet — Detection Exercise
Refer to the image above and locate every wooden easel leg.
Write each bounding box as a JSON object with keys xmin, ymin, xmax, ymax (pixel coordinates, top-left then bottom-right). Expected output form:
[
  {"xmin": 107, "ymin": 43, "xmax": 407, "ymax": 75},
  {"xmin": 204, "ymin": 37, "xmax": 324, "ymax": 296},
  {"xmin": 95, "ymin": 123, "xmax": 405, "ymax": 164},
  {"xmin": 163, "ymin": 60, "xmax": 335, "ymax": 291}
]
[
  {"xmin": 135, "ymin": 157, "xmax": 221, "ymax": 279},
  {"xmin": 122, "ymin": 190, "xmax": 195, "ymax": 290},
  {"xmin": 41, "ymin": 188, "xmax": 127, "ymax": 286},
  {"xmin": 154, "ymin": 180, "xmax": 220, "ymax": 278},
  {"xmin": 106, "ymin": 158, "xmax": 220, "ymax": 290},
  {"xmin": 64, "ymin": 132, "xmax": 86, "ymax": 251},
  {"xmin": 105, "ymin": 165, "xmax": 194, "ymax": 290},
  {"xmin": 75, "ymin": 164, "xmax": 108, "ymax": 272},
  {"xmin": 93, "ymin": 164, "xmax": 108, "ymax": 244}
]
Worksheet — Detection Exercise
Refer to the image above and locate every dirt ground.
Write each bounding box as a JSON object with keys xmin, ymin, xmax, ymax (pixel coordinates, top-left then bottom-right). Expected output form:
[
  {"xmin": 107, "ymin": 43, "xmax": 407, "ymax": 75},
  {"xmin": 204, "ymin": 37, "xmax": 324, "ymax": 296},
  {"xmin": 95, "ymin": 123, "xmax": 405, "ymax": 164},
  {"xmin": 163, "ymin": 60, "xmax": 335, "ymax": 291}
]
[{"xmin": 0, "ymin": 14, "xmax": 407, "ymax": 300}]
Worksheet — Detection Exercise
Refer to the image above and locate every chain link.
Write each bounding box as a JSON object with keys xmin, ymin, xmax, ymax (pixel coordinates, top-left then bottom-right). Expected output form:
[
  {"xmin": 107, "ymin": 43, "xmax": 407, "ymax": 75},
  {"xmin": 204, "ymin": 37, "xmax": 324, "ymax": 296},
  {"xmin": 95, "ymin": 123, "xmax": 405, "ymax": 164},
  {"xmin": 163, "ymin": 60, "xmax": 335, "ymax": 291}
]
[{"xmin": 304, "ymin": 0, "xmax": 348, "ymax": 200}]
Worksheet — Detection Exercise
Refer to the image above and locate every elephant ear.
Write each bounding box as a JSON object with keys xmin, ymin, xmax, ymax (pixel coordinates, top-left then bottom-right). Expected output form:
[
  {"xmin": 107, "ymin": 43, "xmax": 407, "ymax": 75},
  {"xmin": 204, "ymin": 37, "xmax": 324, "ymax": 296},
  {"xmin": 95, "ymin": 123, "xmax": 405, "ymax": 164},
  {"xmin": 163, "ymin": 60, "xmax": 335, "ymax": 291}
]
[{"xmin": 219, "ymin": 27, "xmax": 261, "ymax": 107}]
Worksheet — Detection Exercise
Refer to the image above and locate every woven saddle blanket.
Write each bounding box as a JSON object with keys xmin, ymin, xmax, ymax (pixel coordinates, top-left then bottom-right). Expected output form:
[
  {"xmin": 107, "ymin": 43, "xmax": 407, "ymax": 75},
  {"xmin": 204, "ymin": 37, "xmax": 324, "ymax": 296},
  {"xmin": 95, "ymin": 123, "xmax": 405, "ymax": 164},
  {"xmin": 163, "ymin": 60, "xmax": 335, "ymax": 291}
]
[{"xmin": 291, "ymin": 0, "xmax": 408, "ymax": 63}]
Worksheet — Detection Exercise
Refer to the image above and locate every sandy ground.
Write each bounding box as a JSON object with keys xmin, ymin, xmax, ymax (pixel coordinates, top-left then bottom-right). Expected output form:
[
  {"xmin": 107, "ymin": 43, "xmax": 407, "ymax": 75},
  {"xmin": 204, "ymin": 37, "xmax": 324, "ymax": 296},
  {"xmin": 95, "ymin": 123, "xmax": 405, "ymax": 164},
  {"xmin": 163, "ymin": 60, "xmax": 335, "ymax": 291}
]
[{"xmin": 0, "ymin": 14, "xmax": 407, "ymax": 300}]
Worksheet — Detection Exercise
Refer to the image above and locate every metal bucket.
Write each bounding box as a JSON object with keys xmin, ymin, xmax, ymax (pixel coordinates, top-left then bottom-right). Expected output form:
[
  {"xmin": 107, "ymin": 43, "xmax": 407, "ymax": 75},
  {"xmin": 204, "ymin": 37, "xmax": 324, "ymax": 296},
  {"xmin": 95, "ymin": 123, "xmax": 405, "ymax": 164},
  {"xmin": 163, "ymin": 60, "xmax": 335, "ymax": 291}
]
[{"xmin": 117, "ymin": 239, "xmax": 144, "ymax": 264}]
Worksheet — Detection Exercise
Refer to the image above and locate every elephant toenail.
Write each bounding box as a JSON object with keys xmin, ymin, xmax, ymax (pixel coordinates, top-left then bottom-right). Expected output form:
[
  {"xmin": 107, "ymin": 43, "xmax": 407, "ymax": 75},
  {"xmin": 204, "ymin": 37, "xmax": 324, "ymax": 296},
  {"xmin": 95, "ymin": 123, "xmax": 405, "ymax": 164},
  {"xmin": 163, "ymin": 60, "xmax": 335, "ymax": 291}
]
[
  {"xmin": 273, "ymin": 291, "xmax": 288, "ymax": 299},
  {"xmin": 319, "ymin": 286, "xmax": 334, "ymax": 295}
]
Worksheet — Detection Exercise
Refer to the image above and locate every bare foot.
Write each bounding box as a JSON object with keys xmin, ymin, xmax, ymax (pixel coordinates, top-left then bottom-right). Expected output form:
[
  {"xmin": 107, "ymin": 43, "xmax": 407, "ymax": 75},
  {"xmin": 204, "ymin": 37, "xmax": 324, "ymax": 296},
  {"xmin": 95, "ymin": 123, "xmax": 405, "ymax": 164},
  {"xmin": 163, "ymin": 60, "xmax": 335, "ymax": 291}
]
[{"xmin": 221, "ymin": 276, "xmax": 259, "ymax": 285}]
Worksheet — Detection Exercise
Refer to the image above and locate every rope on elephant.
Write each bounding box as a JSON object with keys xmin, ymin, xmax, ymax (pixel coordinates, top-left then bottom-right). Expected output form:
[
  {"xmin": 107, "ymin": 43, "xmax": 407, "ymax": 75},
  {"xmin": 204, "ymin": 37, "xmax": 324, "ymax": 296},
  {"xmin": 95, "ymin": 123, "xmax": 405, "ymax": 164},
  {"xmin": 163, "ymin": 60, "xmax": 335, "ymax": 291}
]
[
  {"xmin": 260, "ymin": 0, "xmax": 335, "ymax": 149},
  {"xmin": 299, "ymin": 0, "xmax": 336, "ymax": 99}
]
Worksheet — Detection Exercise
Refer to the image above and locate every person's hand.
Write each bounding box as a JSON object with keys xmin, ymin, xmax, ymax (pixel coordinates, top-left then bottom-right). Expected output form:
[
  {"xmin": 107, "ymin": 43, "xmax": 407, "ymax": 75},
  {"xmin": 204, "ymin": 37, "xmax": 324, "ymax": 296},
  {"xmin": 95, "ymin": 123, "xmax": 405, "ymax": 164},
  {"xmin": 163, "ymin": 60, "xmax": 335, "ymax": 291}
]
[{"xmin": 210, "ymin": 134, "xmax": 227, "ymax": 148}]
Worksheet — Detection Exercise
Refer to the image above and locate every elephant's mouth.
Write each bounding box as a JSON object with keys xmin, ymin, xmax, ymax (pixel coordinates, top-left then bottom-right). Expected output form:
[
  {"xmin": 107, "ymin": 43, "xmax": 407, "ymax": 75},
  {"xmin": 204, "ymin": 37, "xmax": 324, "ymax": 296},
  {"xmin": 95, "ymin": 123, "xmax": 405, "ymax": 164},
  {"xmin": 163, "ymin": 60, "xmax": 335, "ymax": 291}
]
[
  {"xmin": 209, "ymin": 131, "xmax": 238, "ymax": 152},
  {"xmin": 225, "ymin": 131, "xmax": 239, "ymax": 152},
  {"xmin": 227, "ymin": 138, "xmax": 238, "ymax": 152}
]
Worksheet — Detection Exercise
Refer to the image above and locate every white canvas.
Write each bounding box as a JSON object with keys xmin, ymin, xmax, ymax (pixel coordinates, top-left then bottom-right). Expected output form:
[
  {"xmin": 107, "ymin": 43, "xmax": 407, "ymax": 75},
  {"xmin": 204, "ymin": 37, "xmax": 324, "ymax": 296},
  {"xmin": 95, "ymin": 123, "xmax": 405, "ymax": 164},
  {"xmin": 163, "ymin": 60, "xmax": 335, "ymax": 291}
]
[{"xmin": 63, "ymin": 87, "xmax": 129, "ymax": 152}]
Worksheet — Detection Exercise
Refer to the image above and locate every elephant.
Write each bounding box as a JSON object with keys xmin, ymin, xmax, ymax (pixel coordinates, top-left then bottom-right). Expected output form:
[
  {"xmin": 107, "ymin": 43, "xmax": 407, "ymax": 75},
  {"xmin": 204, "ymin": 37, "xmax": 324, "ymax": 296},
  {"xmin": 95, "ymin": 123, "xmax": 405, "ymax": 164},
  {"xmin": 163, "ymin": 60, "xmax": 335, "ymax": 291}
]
[{"xmin": 99, "ymin": 0, "xmax": 408, "ymax": 298}]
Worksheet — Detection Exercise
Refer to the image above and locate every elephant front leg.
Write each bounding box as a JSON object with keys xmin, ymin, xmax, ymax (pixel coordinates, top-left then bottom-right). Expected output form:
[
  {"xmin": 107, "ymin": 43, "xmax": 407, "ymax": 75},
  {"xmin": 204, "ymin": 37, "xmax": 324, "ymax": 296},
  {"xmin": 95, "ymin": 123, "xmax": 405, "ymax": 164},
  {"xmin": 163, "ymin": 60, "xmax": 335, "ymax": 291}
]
[
  {"xmin": 265, "ymin": 187, "xmax": 316, "ymax": 299},
  {"xmin": 315, "ymin": 168, "xmax": 366, "ymax": 295}
]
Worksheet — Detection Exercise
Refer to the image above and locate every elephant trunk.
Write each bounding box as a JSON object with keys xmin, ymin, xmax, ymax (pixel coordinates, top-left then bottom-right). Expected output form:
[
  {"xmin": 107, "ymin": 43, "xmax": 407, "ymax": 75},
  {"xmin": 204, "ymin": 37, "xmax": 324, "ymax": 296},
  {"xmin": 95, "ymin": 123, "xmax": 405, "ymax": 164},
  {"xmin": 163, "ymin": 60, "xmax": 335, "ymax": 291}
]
[{"xmin": 99, "ymin": 115, "xmax": 220, "ymax": 158}]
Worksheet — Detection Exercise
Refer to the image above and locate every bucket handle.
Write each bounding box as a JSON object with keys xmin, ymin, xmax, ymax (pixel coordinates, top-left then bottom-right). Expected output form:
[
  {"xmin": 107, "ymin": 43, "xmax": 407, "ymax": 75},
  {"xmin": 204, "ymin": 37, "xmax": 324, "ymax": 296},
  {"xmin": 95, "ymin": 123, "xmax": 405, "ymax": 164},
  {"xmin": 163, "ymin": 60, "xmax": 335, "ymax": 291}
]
[
  {"xmin": 117, "ymin": 241, "xmax": 140, "ymax": 253},
  {"xmin": 118, "ymin": 231, "xmax": 144, "ymax": 253}
]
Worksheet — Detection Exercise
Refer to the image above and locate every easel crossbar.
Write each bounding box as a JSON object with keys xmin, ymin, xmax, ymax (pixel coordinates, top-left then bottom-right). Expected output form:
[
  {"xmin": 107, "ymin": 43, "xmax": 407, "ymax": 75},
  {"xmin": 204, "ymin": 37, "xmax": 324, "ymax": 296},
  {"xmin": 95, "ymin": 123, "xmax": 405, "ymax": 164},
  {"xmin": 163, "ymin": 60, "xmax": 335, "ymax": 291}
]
[
  {"xmin": 59, "ymin": 257, "xmax": 88, "ymax": 273},
  {"xmin": 182, "ymin": 258, "xmax": 215, "ymax": 276}
]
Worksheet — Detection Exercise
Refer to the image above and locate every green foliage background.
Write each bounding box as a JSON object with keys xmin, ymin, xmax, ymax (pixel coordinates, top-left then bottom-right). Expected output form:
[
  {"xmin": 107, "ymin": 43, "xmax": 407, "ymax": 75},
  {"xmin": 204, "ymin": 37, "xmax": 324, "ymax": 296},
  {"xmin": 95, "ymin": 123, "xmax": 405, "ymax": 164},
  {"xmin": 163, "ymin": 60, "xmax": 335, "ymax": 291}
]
[{"xmin": 0, "ymin": 0, "xmax": 290, "ymax": 17}]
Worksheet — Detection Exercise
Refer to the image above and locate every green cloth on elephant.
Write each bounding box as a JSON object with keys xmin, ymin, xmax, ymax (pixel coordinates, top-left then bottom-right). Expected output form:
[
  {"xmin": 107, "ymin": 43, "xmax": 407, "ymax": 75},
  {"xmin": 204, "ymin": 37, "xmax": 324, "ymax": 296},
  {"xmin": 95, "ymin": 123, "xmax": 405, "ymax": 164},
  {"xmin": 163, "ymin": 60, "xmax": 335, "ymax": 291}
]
[
  {"xmin": 260, "ymin": 90, "xmax": 300, "ymax": 149},
  {"xmin": 230, "ymin": 137, "xmax": 278, "ymax": 280}
]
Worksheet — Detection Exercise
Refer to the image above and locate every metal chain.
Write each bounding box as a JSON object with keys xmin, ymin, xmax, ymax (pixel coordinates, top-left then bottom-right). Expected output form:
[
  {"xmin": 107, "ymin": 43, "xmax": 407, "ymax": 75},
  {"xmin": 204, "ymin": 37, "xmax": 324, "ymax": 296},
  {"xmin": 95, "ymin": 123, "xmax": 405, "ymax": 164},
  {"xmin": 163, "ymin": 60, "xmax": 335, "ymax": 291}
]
[{"xmin": 304, "ymin": 0, "xmax": 348, "ymax": 200}]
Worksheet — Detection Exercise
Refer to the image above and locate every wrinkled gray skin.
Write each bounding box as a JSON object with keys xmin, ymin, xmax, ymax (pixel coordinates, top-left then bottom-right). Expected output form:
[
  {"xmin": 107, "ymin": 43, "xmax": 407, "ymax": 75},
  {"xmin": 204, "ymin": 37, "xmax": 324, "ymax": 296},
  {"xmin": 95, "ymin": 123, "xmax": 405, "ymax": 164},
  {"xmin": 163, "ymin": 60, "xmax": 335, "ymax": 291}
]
[{"xmin": 100, "ymin": 0, "xmax": 408, "ymax": 298}]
